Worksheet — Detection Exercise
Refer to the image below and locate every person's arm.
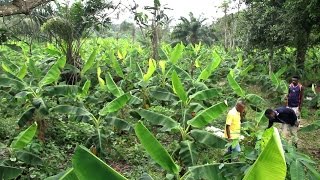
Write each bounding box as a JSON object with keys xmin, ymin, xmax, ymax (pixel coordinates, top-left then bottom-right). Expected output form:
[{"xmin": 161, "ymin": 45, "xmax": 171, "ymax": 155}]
[
  {"xmin": 266, "ymin": 120, "xmax": 273, "ymax": 129},
  {"xmin": 226, "ymin": 125, "xmax": 231, "ymax": 141},
  {"xmin": 299, "ymin": 86, "xmax": 304, "ymax": 111}
]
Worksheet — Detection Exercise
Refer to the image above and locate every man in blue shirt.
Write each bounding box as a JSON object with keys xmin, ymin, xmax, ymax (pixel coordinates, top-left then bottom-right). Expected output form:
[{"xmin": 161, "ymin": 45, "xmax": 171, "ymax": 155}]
[{"xmin": 265, "ymin": 107, "xmax": 299, "ymax": 147}]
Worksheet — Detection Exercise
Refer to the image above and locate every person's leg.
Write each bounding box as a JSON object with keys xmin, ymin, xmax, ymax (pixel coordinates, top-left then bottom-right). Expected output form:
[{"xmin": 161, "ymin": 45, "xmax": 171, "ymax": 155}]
[{"xmin": 281, "ymin": 123, "xmax": 289, "ymax": 140}]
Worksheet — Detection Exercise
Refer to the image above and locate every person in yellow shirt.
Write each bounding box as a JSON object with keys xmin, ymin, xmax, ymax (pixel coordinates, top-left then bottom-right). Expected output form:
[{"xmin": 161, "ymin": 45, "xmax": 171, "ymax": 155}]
[{"xmin": 224, "ymin": 100, "xmax": 246, "ymax": 161}]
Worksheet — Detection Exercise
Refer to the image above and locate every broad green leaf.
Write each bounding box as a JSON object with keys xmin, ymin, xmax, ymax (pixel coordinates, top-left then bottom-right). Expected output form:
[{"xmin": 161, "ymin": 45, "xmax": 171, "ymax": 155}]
[
  {"xmin": 0, "ymin": 166, "xmax": 22, "ymax": 180},
  {"xmin": 179, "ymin": 140, "xmax": 198, "ymax": 167},
  {"xmin": 59, "ymin": 168, "xmax": 78, "ymax": 180},
  {"xmin": 172, "ymin": 71, "xmax": 188, "ymax": 104},
  {"xmin": 97, "ymin": 67, "xmax": 105, "ymax": 88},
  {"xmin": 106, "ymin": 72, "xmax": 123, "ymax": 97},
  {"xmin": 110, "ymin": 51, "xmax": 124, "ymax": 78},
  {"xmin": 104, "ymin": 117, "xmax": 131, "ymax": 131},
  {"xmin": 300, "ymin": 161, "xmax": 320, "ymax": 179},
  {"xmin": 189, "ymin": 88, "xmax": 220, "ymax": 101},
  {"xmin": 50, "ymin": 105, "xmax": 92, "ymax": 117},
  {"xmin": 299, "ymin": 121, "xmax": 320, "ymax": 132},
  {"xmin": 143, "ymin": 59, "xmax": 156, "ymax": 82},
  {"xmin": 82, "ymin": 49, "xmax": 97, "ymax": 75},
  {"xmin": 290, "ymin": 160, "xmax": 305, "ymax": 180},
  {"xmin": 134, "ymin": 121, "xmax": 180, "ymax": 174},
  {"xmin": 190, "ymin": 129, "xmax": 227, "ymax": 149},
  {"xmin": 227, "ymin": 72, "xmax": 245, "ymax": 97},
  {"xmin": 2, "ymin": 62, "xmax": 14, "ymax": 74},
  {"xmin": 170, "ymin": 43, "xmax": 184, "ymax": 64},
  {"xmin": 197, "ymin": 51, "xmax": 222, "ymax": 81},
  {"xmin": 10, "ymin": 123, "xmax": 37, "ymax": 150},
  {"xmin": 16, "ymin": 150, "xmax": 43, "ymax": 166},
  {"xmin": 275, "ymin": 67, "xmax": 287, "ymax": 77},
  {"xmin": 99, "ymin": 93, "xmax": 131, "ymax": 116},
  {"xmin": 44, "ymin": 85, "xmax": 79, "ymax": 97},
  {"xmin": 149, "ymin": 87, "xmax": 178, "ymax": 101},
  {"xmin": 39, "ymin": 64, "xmax": 61, "ymax": 87},
  {"xmin": 72, "ymin": 145, "xmax": 127, "ymax": 180},
  {"xmin": 28, "ymin": 59, "xmax": 42, "ymax": 79},
  {"xmin": 45, "ymin": 169, "xmax": 75, "ymax": 180},
  {"xmin": 185, "ymin": 163, "xmax": 245, "ymax": 180},
  {"xmin": 187, "ymin": 102, "xmax": 228, "ymax": 128},
  {"xmin": 81, "ymin": 80, "xmax": 91, "ymax": 97},
  {"xmin": 159, "ymin": 60, "xmax": 166, "ymax": 74},
  {"xmin": 17, "ymin": 63, "xmax": 28, "ymax": 80},
  {"xmin": 243, "ymin": 127, "xmax": 286, "ymax": 180},
  {"xmin": 270, "ymin": 72, "xmax": 279, "ymax": 87},
  {"xmin": 139, "ymin": 173, "xmax": 154, "ymax": 180},
  {"xmin": 245, "ymin": 94, "xmax": 265, "ymax": 106},
  {"xmin": 137, "ymin": 109, "xmax": 180, "ymax": 132},
  {"xmin": 173, "ymin": 65, "xmax": 192, "ymax": 80},
  {"xmin": 236, "ymin": 54, "xmax": 243, "ymax": 68},
  {"xmin": 0, "ymin": 77, "xmax": 25, "ymax": 89},
  {"xmin": 240, "ymin": 64, "xmax": 254, "ymax": 76},
  {"xmin": 56, "ymin": 56, "xmax": 66, "ymax": 69},
  {"xmin": 18, "ymin": 107, "xmax": 36, "ymax": 128}
]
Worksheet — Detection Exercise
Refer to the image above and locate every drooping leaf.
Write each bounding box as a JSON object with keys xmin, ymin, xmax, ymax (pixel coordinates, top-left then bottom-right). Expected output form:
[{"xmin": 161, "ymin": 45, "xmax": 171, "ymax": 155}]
[
  {"xmin": 190, "ymin": 129, "xmax": 227, "ymax": 149},
  {"xmin": 300, "ymin": 160, "xmax": 320, "ymax": 179},
  {"xmin": 149, "ymin": 87, "xmax": 178, "ymax": 101},
  {"xmin": 44, "ymin": 85, "xmax": 79, "ymax": 97},
  {"xmin": 240, "ymin": 64, "xmax": 254, "ymax": 76},
  {"xmin": 179, "ymin": 140, "xmax": 198, "ymax": 167},
  {"xmin": 185, "ymin": 163, "xmax": 245, "ymax": 180},
  {"xmin": 227, "ymin": 71, "xmax": 245, "ymax": 97},
  {"xmin": 143, "ymin": 59, "xmax": 156, "ymax": 82},
  {"xmin": 10, "ymin": 123, "xmax": 37, "ymax": 150},
  {"xmin": 81, "ymin": 80, "xmax": 91, "ymax": 97},
  {"xmin": 16, "ymin": 150, "xmax": 43, "ymax": 166},
  {"xmin": 173, "ymin": 65, "xmax": 192, "ymax": 81},
  {"xmin": 137, "ymin": 109, "xmax": 180, "ymax": 132},
  {"xmin": 17, "ymin": 63, "xmax": 28, "ymax": 80},
  {"xmin": 187, "ymin": 102, "xmax": 228, "ymax": 128},
  {"xmin": 72, "ymin": 145, "xmax": 127, "ymax": 180},
  {"xmin": 139, "ymin": 173, "xmax": 154, "ymax": 180},
  {"xmin": 159, "ymin": 60, "xmax": 166, "ymax": 74},
  {"xmin": 50, "ymin": 105, "xmax": 92, "ymax": 117},
  {"xmin": 290, "ymin": 160, "xmax": 305, "ymax": 180},
  {"xmin": 39, "ymin": 64, "xmax": 61, "ymax": 87},
  {"xmin": 97, "ymin": 67, "xmax": 105, "ymax": 89},
  {"xmin": 105, "ymin": 72, "xmax": 123, "ymax": 97},
  {"xmin": 109, "ymin": 51, "xmax": 124, "ymax": 78},
  {"xmin": 28, "ymin": 59, "xmax": 42, "ymax": 79},
  {"xmin": 243, "ymin": 127, "xmax": 286, "ymax": 180},
  {"xmin": 104, "ymin": 117, "xmax": 131, "ymax": 131},
  {"xmin": 245, "ymin": 94, "xmax": 265, "ymax": 106},
  {"xmin": 169, "ymin": 43, "xmax": 184, "ymax": 64},
  {"xmin": 18, "ymin": 107, "xmax": 36, "ymax": 128},
  {"xmin": 189, "ymin": 88, "xmax": 220, "ymax": 101},
  {"xmin": 0, "ymin": 77, "xmax": 25, "ymax": 89},
  {"xmin": 0, "ymin": 166, "xmax": 22, "ymax": 180},
  {"xmin": 82, "ymin": 49, "xmax": 97, "ymax": 75},
  {"xmin": 197, "ymin": 51, "xmax": 222, "ymax": 81},
  {"xmin": 171, "ymin": 71, "xmax": 187, "ymax": 104},
  {"xmin": 134, "ymin": 121, "xmax": 180, "ymax": 174},
  {"xmin": 99, "ymin": 93, "xmax": 131, "ymax": 116},
  {"xmin": 59, "ymin": 168, "xmax": 79, "ymax": 180}
]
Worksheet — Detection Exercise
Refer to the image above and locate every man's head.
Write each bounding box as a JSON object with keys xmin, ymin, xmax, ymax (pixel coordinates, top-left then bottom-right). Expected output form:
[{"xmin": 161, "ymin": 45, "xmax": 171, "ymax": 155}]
[
  {"xmin": 235, "ymin": 100, "xmax": 245, "ymax": 113},
  {"xmin": 265, "ymin": 109, "xmax": 276, "ymax": 120},
  {"xmin": 292, "ymin": 76, "xmax": 299, "ymax": 86}
]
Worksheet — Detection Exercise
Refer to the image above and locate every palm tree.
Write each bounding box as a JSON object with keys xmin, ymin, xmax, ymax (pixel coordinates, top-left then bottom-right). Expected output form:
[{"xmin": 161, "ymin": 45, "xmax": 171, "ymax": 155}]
[{"xmin": 171, "ymin": 12, "xmax": 217, "ymax": 46}]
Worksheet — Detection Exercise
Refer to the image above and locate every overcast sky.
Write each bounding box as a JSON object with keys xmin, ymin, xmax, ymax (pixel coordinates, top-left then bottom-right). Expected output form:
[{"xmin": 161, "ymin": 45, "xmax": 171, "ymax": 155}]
[{"xmin": 112, "ymin": 0, "xmax": 246, "ymax": 24}]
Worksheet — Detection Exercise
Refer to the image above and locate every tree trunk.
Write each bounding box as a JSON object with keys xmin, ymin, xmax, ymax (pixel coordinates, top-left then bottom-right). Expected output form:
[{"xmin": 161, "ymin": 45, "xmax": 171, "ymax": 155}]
[{"xmin": 296, "ymin": 28, "xmax": 309, "ymax": 71}]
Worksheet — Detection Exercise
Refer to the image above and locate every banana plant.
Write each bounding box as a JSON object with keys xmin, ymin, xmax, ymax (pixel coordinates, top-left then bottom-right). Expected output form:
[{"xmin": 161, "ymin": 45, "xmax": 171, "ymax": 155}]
[
  {"xmin": 50, "ymin": 74, "xmax": 132, "ymax": 157},
  {"xmin": 0, "ymin": 123, "xmax": 41, "ymax": 179}
]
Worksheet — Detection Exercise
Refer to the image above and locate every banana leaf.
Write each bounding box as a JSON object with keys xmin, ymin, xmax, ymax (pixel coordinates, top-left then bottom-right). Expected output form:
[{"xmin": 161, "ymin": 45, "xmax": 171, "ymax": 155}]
[
  {"xmin": 50, "ymin": 105, "xmax": 92, "ymax": 117},
  {"xmin": 104, "ymin": 117, "xmax": 131, "ymax": 131},
  {"xmin": 10, "ymin": 123, "xmax": 37, "ymax": 150},
  {"xmin": 190, "ymin": 129, "xmax": 227, "ymax": 149},
  {"xmin": 81, "ymin": 49, "xmax": 97, "ymax": 75},
  {"xmin": 134, "ymin": 121, "xmax": 180, "ymax": 174},
  {"xmin": 18, "ymin": 107, "xmax": 36, "ymax": 128},
  {"xmin": 169, "ymin": 43, "xmax": 184, "ymax": 64},
  {"xmin": 290, "ymin": 160, "xmax": 305, "ymax": 180},
  {"xmin": 17, "ymin": 63, "xmax": 27, "ymax": 80},
  {"xmin": 172, "ymin": 70, "xmax": 188, "ymax": 104},
  {"xmin": 137, "ymin": 109, "xmax": 180, "ymax": 132},
  {"xmin": 189, "ymin": 88, "xmax": 220, "ymax": 101},
  {"xmin": 227, "ymin": 71, "xmax": 245, "ymax": 97},
  {"xmin": 179, "ymin": 140, "xmax": 198, "ymax": 167},
  {"xmin": 187, "ymin": 102, "xmax": 228, "ymax": 128},
  {"xmin": 0, "ymin": 166, "xmax": 22, "ymax": 180},
  {"xmin": 59, "ymin": 168, "xmax": 79, "ymax": 180},
  {"xmin": 299, "ymin": 120, "xmax": 320, "ymax": 132},
  {"xmin": 72, "ymin": 145, "xmax": 127, "ymax": 180},
  {"xmin": 149, "ymin": 87, "xmax": 178, "ymax": 101},
  {"xmin": 44, "ymin": 85, "xmax": 80, "ymax": 97},
  {"xmin": 105, "ymin": 72, "xmax": 123, "ymax": 97},
  {"xmin": 243, "ymin": 127, "xmax": 286, "ymax": 180},
  {"xmin": 245, "ymin": 94, "xmax": 265, "ymax": 106},
  {"xmin": 16, "ymin": 150, "xmax": 43, "ymax": 166},
  {"xmin": 99, "ymin": 93, "xmax": 131, "ymax": 115},
  {"xmin": 143, "ymin": 59, "xmax": 156, "ymax": 82},
  {"xmin": 0, "ymin": 77, "xmax": 25, "ymax": 89}
]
